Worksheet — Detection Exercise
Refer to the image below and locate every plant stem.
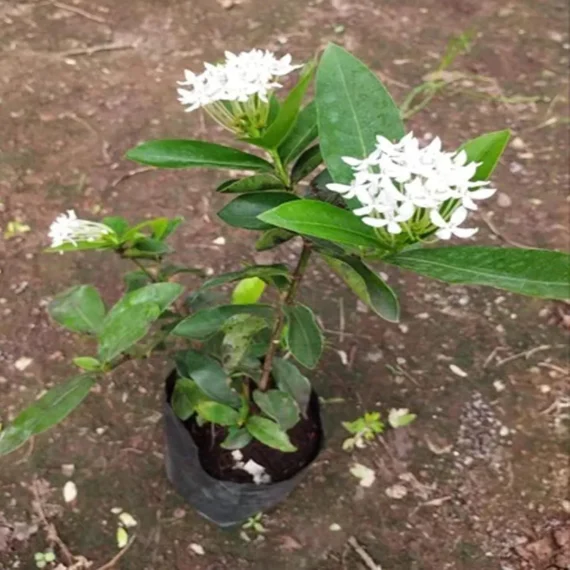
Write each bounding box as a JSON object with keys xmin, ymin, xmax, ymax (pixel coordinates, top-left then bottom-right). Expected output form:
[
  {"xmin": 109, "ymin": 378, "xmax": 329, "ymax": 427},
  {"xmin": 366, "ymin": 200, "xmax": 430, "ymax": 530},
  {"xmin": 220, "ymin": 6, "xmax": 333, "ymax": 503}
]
[
  {"xmin": 258, "ymin": 240, "xmax": 312, "ymax": 391},
  {"xmin": 270, "ymin": 149, "xmax": 291, "ymax": 188},
  {"xmin": 130, "ymin": 257, "xmax": 158, "ymax": 282}
]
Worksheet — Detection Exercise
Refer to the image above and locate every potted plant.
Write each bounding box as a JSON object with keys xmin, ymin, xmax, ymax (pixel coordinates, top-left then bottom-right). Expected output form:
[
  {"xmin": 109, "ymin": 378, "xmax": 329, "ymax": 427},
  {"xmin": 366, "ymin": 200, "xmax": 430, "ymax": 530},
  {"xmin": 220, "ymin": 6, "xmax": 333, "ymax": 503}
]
[{"xmin": 1, "ymin": 45, "xmax": 567, "ymax": 528}]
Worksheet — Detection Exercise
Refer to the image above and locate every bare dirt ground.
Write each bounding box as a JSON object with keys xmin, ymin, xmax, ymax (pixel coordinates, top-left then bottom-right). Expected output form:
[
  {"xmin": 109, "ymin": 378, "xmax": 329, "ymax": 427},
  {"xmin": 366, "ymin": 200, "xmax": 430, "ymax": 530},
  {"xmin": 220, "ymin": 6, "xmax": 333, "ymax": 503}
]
[{"xmin": 1, "ymin": 0, "xmax": 569, "ymax": 569}]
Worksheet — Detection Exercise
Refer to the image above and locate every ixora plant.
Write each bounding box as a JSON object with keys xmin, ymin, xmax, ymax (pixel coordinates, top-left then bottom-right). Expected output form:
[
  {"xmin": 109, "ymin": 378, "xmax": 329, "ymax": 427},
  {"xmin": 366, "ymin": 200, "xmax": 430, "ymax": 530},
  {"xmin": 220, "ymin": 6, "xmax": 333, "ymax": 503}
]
[{"xmin": 1, "ymin": 46, "xmax": 568, "ymax": 526}]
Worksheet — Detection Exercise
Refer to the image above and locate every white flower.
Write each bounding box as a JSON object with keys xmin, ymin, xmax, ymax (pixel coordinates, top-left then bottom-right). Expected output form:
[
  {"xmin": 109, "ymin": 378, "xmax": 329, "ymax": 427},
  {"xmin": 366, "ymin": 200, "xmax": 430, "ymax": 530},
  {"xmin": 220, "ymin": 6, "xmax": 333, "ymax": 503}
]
[
  {"xmin": 327, "ymin": 132, "xmax": 496, "ymax": 243},
  {"xmin": 48, "ymin": 210, "xmax": 113, "ymax": 248},
  {"xmin": 177, "ymin": 49, "xmax": 301, "ymax": 112},
  {"xmin": 430, "ymin": 207, "xmax": 478, "ymax": 240}
]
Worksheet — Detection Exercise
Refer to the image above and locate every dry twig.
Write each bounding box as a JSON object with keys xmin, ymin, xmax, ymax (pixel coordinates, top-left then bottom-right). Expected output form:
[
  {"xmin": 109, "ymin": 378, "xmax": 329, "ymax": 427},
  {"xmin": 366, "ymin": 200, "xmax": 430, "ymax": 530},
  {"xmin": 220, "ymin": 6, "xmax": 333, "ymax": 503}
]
[
  {"xmin": 52, "ymin": 1, "xmax": 106, "ymax": 24},
  {"xmin": 347, "ymin": 536, "xmax": 382, "ymax": 570},
  {"xmin": 60, "ymin": 43, "xmax": 135, "ymax": 58},
  {"xmin": 111, "ymin": 167, "xmax": 156, "ymax": 188},
  {"xmin": 31, "ymin": 480, "xmax": 75, "ymax": 567},
  {"xmin": 94, "ymin": 536, "xmax": 136, "ymax": 570},
  {"xmin": 480, "ymin": 214, "xmax": 535, "ymax": 249},
  {"xmin": 495, "ymin": 345, "xmax": 552, "ymax": 367}
]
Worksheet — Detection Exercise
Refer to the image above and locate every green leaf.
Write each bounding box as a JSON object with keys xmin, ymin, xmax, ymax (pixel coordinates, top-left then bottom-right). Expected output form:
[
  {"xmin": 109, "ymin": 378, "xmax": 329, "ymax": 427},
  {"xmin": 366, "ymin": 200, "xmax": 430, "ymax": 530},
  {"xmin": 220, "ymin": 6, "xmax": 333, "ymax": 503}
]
[
  {"xmin": 255, "ymin": 228, "xmax": 295, "ymax": 251},
  {"xmin": 174, "ymin": 349, "xmax": 241, "ymax": 407},
  {"xmin": 246, "ymin": 416, "xmax": 297, "ymax": 452},
  {"xmin": 123, "ymin": 271, "xmax": 151, "ymax": 292},
  {"xmin": 322, "ymin": 254, "xmax": 399, "ymax": 322},
  {"xmin": 221, "ymin": 427, "xmax": 252, "ymax": 450},
  {"xmin": 278, "ymin": 101, "xmax": 318, "ymax": 164},
  {"xmin": 48, "ymin": 285, "xmax": 106, "ymax": 335},
  {"xmin": 171, "ymin": 377, "xmax": 206, "ymax": 420},
  {"xmin": 316, "ymin": 44, "xmax": 404, "ymax": 207},
  {"xmin": 195, "ymin": 401, "xmax": 240, "ymax": 426},
  {"xmin": 291, "ymin": 145, "xmax": 322, "ymax": 183},
  {"xmin": 460, "ymin": 130, "xmax": 511, "ymax": 181},
  {"xmin": 284, "ymin": 304, "xmax": 324, "ymax": 369},
  {"xmin": 202, "ymin": 264, "xmax": 290, "ymax": 290},
  {"xmin": 102, "ymin": 216, "xmax": 129, "ymax": 237},
  {"xmin": 107, "ymin": 283, "xmax": 184, "ymax": 319},
  {"xmin": 72, "ymin": 356, "xmax": 102, "ymax": 371},
  {"xmin": 232, "ymin": 277, "xmax": 266, "ymax": 305},
  {"xmin": 249, "ymin": 64, "xmax": 315, "ymax": 149},
  {"xmin": 172, "ymin": 305, "xmax": 274, "ymax": 340},
  {"xmin": 253, "ymin": 390, "xmax": 300, "ymax": 430},
  {"xmin": 272, "ymin": 357, "xmax": 312, "ymax": 415},
  {"xmin": 385, "ymin": 247, "xmax": 570, "ymax": 300},
  {"xmin": 0, "ymin": 375, "xmax": 95, "ymax": 456},
  {"xmin": 126, "ymin": 139, "xmax": 273, "ymax": 171},
  {"xmin": 258, "ymin": 200, "xmax": 380, "ymax": 249},
  {"xmin": 97, "ymin": 303, "xmax": 161, "ymax": 362},
  {"xmin": 221, "ymin": 314, "xmax": 269, "ymax": 370},
  {"xmin": 216, "ymin": 174, "xmax": 286, "ymax": 193},
  {"xmin": 218, "ymin": 192, "xmax": 299, "ymax": 230}
]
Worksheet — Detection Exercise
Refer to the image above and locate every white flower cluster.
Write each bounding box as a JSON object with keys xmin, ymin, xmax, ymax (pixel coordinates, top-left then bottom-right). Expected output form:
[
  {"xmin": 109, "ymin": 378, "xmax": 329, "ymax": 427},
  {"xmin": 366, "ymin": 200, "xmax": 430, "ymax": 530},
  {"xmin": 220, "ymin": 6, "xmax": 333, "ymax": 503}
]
[
  {"xmin": 327, "ymin": 133, "xmax": 496, "ymax": 241},
  {"xmin": 177, "ymin": 49, "xmax": 301, "ymax": 111},
  {"xmin": 49, "ymin": 210, "xmax": 113, "ymax": 248}
]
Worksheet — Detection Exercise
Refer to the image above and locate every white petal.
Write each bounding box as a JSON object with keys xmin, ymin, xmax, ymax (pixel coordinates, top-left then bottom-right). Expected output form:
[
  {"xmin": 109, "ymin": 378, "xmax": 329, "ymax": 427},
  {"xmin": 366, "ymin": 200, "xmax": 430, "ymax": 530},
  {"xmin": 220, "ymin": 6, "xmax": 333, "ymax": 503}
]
[
  {"xmin": 429, "ymin": 209, "xmax": 447, "ymax": 228},
  {"xmin": 353, "ymin": 205, "xmax": 373, "ymax": 216},
  {"xmin": 450, "ymin": 206, "xmax": 468, "ymax": 226},
  {"xmin": 396, "ymin": 201, "xmax": 415, "ymax": 221},
  {"xmin": 362, "ymin": 216, "xmax": 388, "ymax": 228},
  {"xmin": 453, "ymin": 227, "xmax": 478, "ymax": 239},
  {"xmin": 470, "ymin": 187, "xmax": 496, "ymax": 200},
  {"xmin": 387, "ymin": 221, "xmax": 402, "ymax": 234},
  {"xmin": 435, "ymin": 228, "xmax": 452, "ymax": 240},
  {"xmin": 341, "ymin": 156, "xmax": 362, "ymax": 167}
]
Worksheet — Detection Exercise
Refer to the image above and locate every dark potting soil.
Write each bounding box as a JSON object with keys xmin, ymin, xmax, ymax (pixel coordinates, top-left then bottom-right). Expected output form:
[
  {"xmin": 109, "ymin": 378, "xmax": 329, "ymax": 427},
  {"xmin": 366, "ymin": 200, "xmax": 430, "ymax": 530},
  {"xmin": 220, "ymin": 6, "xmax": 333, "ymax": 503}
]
[
  {"xmin": 166, "ymin": 371, "xmax": 323, "ymax": 484},
  {"xmin": 187, "ymin": 392, "xmax": 322, "ymax": 483}
]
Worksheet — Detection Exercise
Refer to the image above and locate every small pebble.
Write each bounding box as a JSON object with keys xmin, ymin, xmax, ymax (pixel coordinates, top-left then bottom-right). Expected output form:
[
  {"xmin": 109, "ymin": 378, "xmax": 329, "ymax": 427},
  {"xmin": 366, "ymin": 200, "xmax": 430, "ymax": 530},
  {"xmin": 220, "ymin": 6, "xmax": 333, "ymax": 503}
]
[
  {"xmin": 212, "ymin": 236, "xmax": 226, "ymax": 245},
  {"xmin": 449, "ymin": 364, "xmax": 468, "ymax": 378},
  {"xmin": 499, "ymin": 426, "xmax": 510, "ymax": 437},
  {"xmin": 539, "ymin": 384, "xmax": 551, "ymax": 394},
  {"xmin": 63, "ymin": 481, "xmax": 78, "ymax": 503},
  {"xmin": 385, "ymin": 483, "xmax": 408, "ymax": 499},
  {"xmin": 189, "ymin": 543, "xmax": 205, "ymax": 555},
  {"xmin": 493, "ymin": 380, "xmax": 506, "ymax": 392},
  {"xmin": 61, "ymin": 464, "xmax": 75, "ymax": 477},
  {"xmin": 329, "ymin": 523, "xmax": 342, "ymax": 531},
  {"xmin": 14, "ymin": 357, "xmax": 32, "ymax": 371},
  {"xmin": 497, "ymin": 192, "xmax": 512, "ymax": 208}
]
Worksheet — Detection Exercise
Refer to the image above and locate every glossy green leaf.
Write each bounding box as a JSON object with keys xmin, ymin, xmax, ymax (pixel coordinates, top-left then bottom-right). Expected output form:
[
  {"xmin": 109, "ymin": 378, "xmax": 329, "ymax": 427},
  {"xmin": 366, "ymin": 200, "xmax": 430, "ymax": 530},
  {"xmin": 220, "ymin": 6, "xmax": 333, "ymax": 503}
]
[
  {"xmin": 72, "ymin": 356, "xmax": 102, "ymax": 371},
  {"xmin": 171, "ymin": 377, "xmax": 206, "ymax": 420},
  {"xmin": 97, "ymin": 303, "xmax": 161, "ymax": 362},
  {"xmin": 272, "ymin": 357, "xmax": 312, "ymax": 415},
  {"xmin": 291, "ymin": 145, "xmax": 322, "ymax": 183},
  {"xmin": 258, "ymin": 200, "xmax": 380, "ymax": 249},
  {"xmin": 202, "ymin": 264, "xmax": 290, "ymax": 290},
  {"xmin": 246, "ymin": 416, "xmax": 297, "ymax": 452},
  {"xmin": 255, "ymin": 228, "xmax": 295, "ymax": 251},
  {"xmin": 102, "ymin": 216, "xmax": 129, "ymax": 237},
  {"xmin": 231, "ymin": 277, "xmax": 266, "ymax": 305},
  {"xmin": 106, "ymin": 283, "xmax": 184, "ymax": 320},
  {"xmin": 123, "ymin": 271, "xmax": 151, "ymax": 293},
  {"xmin": 126, "ymin": 139, "xmax": 272, "ymax": 171},
  {"xmin": 249, "ymin": 64, "xmax": 315, "ymax": 149},
  {"xmin": 174, "ymin": 349, "xmax": 241, "ymax": 407},
  {"xmin": 48, "ymin": 285, "xmax": 106, "ymax": 335},
  {"xmin": 316, "ymin": 44, "xmax": 404, "ymax": 207},
  {"xmin": 0, "ymin": 374, "xmax": 95, "ymax": 456},
  {"xmin": 460, "ymin": 130, "xmax": 511, "ymax": 181},
  {"xmin": 221, "ymin": 314, "xmax": 269, "ymax": 370},
  {"xmin": 253, "ymin": 389, "xmax": 300, "ymax": 430},
  {"xmin": 216, "ymin": 174, "xmax": 286, "ymax": 193},
  {"xmin": 218, "ymin": 192, "xmax": 299, "ymax": 230},
  {"xmin": 322, "ymin": 254, "xmax": 400, "ymax": 322},
  {"xmin": 284, "ymin": 304, "xmax": 324, "ymax": 369},
  {"xmin": 195, "ymin": 401, "xmax": 240, "ymax": 426},
  {"xmin": 172, "ymin": 304, "xmax": 274, "ymax": 340},
  {"xmin": 385, "ymin": 247, "xmax": 570, "ymax": 300},
  {"xmin": 278, "ymin": 101, "xmax": 318, "ymax": 164},
  {"xmin": 221, "ymin": 426, "xmax": 252, "ymax": 450}
]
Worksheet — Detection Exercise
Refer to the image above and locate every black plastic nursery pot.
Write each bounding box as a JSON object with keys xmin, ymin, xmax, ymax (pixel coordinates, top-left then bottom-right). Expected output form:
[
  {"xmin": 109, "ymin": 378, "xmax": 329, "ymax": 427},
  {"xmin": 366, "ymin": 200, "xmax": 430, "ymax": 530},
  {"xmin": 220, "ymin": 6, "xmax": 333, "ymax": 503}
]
[{"xmin": 163, "ymin": 371, "xmax": 324, "ymax": 527}]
